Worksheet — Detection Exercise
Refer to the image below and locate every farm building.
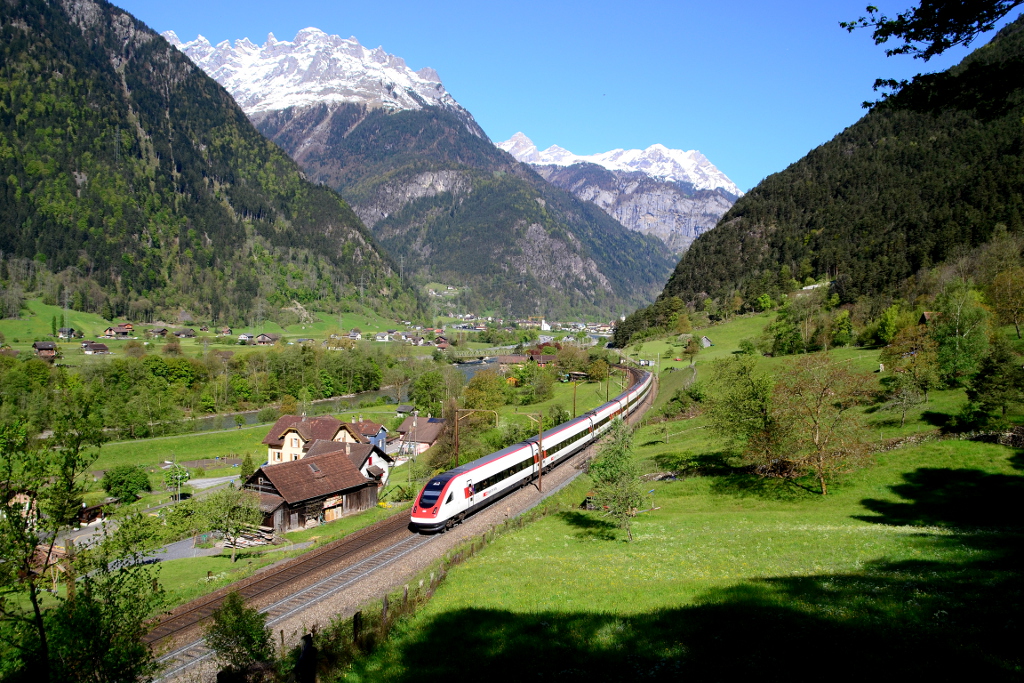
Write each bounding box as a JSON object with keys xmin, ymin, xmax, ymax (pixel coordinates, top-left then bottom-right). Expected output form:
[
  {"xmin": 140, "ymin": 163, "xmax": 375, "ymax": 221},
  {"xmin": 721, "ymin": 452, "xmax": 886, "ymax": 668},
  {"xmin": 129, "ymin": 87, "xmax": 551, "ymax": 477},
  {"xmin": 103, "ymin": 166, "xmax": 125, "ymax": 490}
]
[{"xmin": 244, "ymin": 450, "xmax": 379, "ymax": 532}]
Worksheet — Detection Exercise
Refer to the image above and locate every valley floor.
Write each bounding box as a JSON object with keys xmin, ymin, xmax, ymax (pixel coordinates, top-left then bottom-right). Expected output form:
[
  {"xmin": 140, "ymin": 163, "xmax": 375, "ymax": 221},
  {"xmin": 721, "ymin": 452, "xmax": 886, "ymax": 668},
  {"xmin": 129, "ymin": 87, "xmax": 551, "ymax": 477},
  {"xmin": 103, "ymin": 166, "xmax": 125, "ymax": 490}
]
[{"xmin": 334, "ymin": 319, "xmax": 1024, "ymax": 682}]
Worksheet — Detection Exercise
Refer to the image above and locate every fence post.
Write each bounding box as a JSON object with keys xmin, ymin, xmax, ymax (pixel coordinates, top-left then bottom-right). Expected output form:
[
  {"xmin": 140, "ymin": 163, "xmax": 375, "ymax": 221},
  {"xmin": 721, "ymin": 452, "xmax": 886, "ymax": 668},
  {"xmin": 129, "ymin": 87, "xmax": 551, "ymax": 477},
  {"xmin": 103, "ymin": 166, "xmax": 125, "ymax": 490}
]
[
  {"xmin": 353, "ymin": 611, "xmax": 362, "ymax": 648},
  {"xmin": 382, "ymin": 594, "xmax": 389, "ymax": 627}
]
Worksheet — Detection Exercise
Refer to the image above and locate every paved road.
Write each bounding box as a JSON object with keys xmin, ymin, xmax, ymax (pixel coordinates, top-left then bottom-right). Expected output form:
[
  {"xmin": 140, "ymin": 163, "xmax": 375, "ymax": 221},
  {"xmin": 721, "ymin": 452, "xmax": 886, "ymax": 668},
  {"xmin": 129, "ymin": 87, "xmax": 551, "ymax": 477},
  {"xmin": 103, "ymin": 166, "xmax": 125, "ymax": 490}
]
[{"xmin": 188, "ymin": 475, "xmax": 239, "ymax": 491}]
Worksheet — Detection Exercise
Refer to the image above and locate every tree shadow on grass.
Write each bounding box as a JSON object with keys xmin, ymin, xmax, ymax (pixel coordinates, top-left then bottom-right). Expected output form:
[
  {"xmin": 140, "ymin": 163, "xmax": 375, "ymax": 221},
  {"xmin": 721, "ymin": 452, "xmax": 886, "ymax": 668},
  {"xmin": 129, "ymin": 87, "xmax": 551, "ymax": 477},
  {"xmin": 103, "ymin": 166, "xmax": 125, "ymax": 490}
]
[
  {"xmin": 557, "ymin": 511, "xmax": 617, "ymax": 541},
  {"xmin": 708, "ymin": 471, "xmax": 812, "ymax": 501},
  {"xmin": 856, "ymin": 467, "xmax": 1024, "ymax": 531},
  {"xmin": 343, "ymin": 465, "xmax": 1024, "ymax": 683},
  {"xmin": 349, "ymin": 557, "xmax": 1021, "ymax": 682},
  {"xmin": 921, "ymin": 410, "xmax": 957, "ymax": 431}
]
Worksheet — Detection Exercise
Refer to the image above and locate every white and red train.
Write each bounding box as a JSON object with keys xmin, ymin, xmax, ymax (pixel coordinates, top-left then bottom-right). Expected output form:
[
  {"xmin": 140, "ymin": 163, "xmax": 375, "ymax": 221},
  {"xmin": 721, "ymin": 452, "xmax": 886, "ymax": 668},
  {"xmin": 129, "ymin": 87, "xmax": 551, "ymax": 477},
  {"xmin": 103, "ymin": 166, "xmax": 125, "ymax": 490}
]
[{"xmin": 410, "ymin": 369, "xmax": 653, "ymax": 532}]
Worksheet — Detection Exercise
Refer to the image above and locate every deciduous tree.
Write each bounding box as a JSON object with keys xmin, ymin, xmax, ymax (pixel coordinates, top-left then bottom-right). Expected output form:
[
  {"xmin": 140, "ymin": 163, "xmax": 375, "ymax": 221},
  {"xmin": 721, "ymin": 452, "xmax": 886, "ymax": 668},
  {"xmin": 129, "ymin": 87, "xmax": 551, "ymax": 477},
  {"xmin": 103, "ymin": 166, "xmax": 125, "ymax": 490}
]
[
  {"xmin": 988, "ymin": 267, "xmax": 1024, "ymax": 338},
  {"xmin": 932, "ymin": 279, "xmax": 990, "ymax": 385},
  {"xmin": 204, "ymin": 592, "xmax": 274, "ymax": 673},
  {"xmin": 880, "ymin": 324, "xmax": 940, "ymax": 401},
  {"xmin": 200, "ymin": 488, "xmax": 263, "ymax": 562},
  {"xmin": 777, "ymin": 353, "xmax": 872, "ymax": 495},
  {"xmin": 101, "ymin": 464, "xmax": 152, "ymax": 504},
  {"xmin": 707, "ymin": 356, "xmax": 793, "ymax": 478},
  {"xmin": 588, "ymin": 419, "xmax": 643, "ymax": 542}
]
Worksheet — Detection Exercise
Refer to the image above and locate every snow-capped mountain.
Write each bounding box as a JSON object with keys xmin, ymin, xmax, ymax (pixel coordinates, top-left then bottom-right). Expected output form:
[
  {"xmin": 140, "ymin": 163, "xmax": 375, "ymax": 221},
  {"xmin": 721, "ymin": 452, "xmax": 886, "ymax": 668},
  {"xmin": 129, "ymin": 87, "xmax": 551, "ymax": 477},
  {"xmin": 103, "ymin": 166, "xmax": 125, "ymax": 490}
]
[
  {"xmin": 498, "ymin": 133, "xmax": 740, "ymax": 254},
  {"xmin": 497, "ymin": 132, "xmax": 742, "ymax": 196},
  {"xmin": 163, "ymin": 28, "xmax": 474, "ymax": 123}
]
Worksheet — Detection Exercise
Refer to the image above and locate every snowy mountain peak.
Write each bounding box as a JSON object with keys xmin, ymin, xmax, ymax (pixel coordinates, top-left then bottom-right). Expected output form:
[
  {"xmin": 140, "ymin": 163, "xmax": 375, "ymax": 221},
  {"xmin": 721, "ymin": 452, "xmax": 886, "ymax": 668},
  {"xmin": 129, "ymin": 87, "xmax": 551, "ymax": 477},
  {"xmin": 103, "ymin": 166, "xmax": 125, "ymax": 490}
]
[
  {"xmin": 163, "ymin": 27, "xmax": 469, "ymax": 117},
  {"xmin": 498, "ymin": 133, "xmax": 741, "ymax": 196}
]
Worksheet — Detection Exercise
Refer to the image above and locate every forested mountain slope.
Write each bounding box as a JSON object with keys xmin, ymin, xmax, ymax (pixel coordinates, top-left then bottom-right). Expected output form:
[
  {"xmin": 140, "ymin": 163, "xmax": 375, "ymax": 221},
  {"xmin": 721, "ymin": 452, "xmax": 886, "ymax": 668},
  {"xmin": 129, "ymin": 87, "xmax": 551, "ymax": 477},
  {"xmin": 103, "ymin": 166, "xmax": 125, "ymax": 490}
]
[
  {"xmin": 644, "ymin": 16, "xmax": 1024, "ymax": 316},
  {"xmin": 0, "ymin": 0, "xmax": 416, "ymax": 325},
  {"xmin": 253, "ymin": 102, "xmax": 675, "ymax": 319}
]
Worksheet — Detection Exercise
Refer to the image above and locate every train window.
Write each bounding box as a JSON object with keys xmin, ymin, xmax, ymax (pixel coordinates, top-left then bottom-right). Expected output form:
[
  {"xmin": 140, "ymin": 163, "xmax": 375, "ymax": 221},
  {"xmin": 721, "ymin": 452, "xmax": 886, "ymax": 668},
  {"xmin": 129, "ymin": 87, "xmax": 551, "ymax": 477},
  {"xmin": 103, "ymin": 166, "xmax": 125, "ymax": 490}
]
[{"xmin": 446, "ymin": 492, "xmax": 453, "ymax": 504}]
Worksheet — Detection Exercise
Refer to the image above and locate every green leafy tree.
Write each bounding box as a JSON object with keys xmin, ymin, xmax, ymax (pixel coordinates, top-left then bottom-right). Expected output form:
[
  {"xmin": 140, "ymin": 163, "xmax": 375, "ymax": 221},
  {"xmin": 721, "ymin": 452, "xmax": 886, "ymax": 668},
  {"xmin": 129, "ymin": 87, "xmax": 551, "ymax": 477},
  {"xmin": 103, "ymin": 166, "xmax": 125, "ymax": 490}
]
[
  {"xmin": 50, "ymin": 315, "xmax": 57, "ymax": 337},
  {"xmin": 588, "ymin": 419, "xmax": 643, "ymax": 542},
  {"xmin": 45, "ymin": 511, "xmax": 164, "ymax": 682},
  {"xmin": 988, "ymin": 267, "xmax": 1024, "ymax": 338},
  {"xmin": 877, "ymin": 304, "xmax": 901, "ymax": 344},
  {"xmin": 201, "ymin": 487, "xmax": 263, "ymax": 562},
  {"xmin": 410, "ymin": 370, "xmax": 445, "ymax": 415},
  {"xmin": 831, "ymin": 309, "xmax": 854, "ymax": 347},
  {"xmin": 587, "ymin": 358, "xmax": 609, "ymax": 382},
  {"xmin": 932, "ymin": 279, "xmax": 990, "ymax": 385},
  {"xmin": 683, "ymin": 337, "xmax": 701, "ymax": 366},
  {"xmin": 0, "ymin": 395, "xmax": 158, "ymax": 680},
  {"xmin": 204, "ymin": 592, "xmax": 274, "ymax": 672},
  {"xmin": 966, "ymin": 335, "xmax": 1024, "ymax": 418},
  {"xmin": 707, "ymin": 356, "xmax": 793, "ymax": 478},
  {"xmin": 279, "ymin": 394, "xmax": 298, "ymax": 415},
  {"xmin": 234, "ymin": 414, "xmax": 246, "ymax": 429},
  {"xmin": 463, "ymin": 370, "xmax": 507, "ymax": 410},
  {"xmin": 755, "ymin": 293, "xmax": 773, "ymax": 312},
  {"xmin": 101, "ymin": 464, "xmax": 152, "ymax": 504},
  {"xmin": 239, "ymin": 453, "xmax": 255, "ymax": 481},
  {"xmin": 777, "ymin": 353, "xmax": 872, "ymax": 495},
  {"xmin": 881, "ymin": 371, "xmax": 925, "ymax": 427},
  {"xmin": 879, "ymin": 325, "xmax": 940, "ymax": 401}
]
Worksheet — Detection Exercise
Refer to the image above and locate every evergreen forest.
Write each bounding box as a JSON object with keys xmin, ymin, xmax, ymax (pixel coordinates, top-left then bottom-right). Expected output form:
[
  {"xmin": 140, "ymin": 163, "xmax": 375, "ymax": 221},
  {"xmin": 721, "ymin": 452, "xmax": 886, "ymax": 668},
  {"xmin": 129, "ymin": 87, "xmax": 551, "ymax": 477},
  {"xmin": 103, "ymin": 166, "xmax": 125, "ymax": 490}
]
[{"xmin": 0, "ymin": 0, "xmax": 420, "ymax": 327}]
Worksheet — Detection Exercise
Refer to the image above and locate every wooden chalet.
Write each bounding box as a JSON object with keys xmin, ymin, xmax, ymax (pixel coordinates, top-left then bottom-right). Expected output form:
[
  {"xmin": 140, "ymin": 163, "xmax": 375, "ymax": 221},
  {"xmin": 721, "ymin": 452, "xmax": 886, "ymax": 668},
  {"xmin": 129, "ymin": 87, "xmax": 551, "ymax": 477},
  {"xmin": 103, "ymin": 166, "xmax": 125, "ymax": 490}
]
[
  {"xmin": 245, "ymin": 450, "xmax": 379, "ymax": 532},
  {"xmin": 174, "ymin": 328, "xmax": 197, "ymax": 338},
  {"xmin": 82, "ymin": 342, "xmax": 109, "ymax": 355},
  {"xmin": 256, "ymin": 333, "xmax": 280, "ymax": 346},
  {"xmin": 32, "ymin": 341, "xmax": 57, "ymax": 360}
]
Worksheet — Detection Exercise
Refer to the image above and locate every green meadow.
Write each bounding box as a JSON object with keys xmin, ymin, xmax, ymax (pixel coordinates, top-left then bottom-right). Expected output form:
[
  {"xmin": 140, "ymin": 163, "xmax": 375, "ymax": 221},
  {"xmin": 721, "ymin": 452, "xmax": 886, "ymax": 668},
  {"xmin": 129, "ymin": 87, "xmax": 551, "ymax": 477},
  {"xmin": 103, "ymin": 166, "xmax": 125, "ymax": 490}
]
[{"xmin": 337, "ymin": 315, "xmax": 1024, "ymax": 682}]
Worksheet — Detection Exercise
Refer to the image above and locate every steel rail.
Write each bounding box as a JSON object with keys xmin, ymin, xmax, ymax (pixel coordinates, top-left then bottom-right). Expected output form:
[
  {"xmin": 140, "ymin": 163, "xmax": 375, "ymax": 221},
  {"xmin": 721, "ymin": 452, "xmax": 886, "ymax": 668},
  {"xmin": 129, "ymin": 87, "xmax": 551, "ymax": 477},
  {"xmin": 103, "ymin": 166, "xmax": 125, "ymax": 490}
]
[{"xmin": 149, "ymin": 366, "xmax": 650, "ymax": 680}]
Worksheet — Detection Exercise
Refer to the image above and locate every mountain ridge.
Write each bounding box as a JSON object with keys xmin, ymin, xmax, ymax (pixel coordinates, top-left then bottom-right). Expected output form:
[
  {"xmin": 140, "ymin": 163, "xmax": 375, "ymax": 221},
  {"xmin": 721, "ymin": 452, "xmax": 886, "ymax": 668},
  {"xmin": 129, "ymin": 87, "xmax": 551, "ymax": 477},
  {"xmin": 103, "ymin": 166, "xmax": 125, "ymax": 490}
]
[
  {"xmin": 612, "ymin": 15, "xmax": 1024, "ymax": 345},
  {"xmin": 0, "ymin": 0, "xmax": 415, "ymax": 325},
  {"xmin": 169, "ymin": 28, "xmax": 676, "ymax": 319}
]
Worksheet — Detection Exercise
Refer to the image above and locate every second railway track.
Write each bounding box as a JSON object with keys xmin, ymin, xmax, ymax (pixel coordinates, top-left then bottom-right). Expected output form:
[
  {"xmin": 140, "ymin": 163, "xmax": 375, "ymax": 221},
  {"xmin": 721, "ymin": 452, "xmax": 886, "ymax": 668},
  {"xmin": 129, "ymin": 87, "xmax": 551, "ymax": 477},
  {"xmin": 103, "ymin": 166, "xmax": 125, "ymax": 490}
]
[
  {"xmin": 148, "ymin": 366, "xmax": 653, "ymax": 681},
  {"xmin": 147, "ymin": 511, "xmax": 415, "ymax": 647}
]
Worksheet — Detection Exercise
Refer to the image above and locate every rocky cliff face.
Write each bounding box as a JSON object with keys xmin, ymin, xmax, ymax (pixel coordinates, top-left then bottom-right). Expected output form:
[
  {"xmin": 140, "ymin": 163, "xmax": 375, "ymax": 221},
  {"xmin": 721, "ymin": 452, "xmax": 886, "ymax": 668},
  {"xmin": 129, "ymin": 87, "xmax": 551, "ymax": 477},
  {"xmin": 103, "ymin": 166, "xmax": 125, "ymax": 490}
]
[
  {"xmin": 166, "ymin": 30, "xmax": 675, "ymax": 318},
  {"xmin": 534, "ymin": 163, "xmax": 737, "ymax": 254},
  {"xmin": 499, "ymin": 133, "xmax": 740, "ymax": 255}
]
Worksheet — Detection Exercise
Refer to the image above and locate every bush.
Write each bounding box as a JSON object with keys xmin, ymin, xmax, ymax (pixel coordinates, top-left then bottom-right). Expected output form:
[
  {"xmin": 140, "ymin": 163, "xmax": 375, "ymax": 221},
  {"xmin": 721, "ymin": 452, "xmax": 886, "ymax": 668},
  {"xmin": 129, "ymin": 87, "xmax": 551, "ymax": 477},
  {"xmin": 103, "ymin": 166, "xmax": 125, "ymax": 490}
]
[
  {"xmin": 204, "ymin": 592, "xmax": 274, "ymax": 671},
  {"xmin": 101, "ymin": 465, "xmax": 152, "ymax": 503},
  {"xmin": 256, "ymin": 406, "xmax": 279, "ymax": 423}
]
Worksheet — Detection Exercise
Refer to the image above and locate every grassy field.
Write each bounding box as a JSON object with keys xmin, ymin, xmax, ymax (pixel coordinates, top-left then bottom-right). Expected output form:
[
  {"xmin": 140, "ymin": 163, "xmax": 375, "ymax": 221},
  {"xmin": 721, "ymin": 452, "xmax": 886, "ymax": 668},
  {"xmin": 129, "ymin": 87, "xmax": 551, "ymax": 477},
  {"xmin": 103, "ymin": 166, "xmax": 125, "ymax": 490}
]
[
  {"xmin": 341, "ymin": 437, "xmax": 1023, "ymax": 681},
  {"xmin": 92, "ymin": 425, "xmax": 270, "ymax": 471},
  {"xmin": 334, "ymin": 314, "xmax": 1024, "ymax": 682},
  {"xmin": 155, "ymin": 502, "xmax": 411, "ymax": 609}
]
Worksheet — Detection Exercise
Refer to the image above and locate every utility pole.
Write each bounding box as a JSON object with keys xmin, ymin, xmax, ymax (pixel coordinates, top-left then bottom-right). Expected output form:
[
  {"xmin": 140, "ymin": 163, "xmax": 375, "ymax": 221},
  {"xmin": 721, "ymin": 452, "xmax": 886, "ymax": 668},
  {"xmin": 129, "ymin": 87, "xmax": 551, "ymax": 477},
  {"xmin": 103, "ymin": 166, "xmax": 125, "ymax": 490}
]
[
  {"xmin": 523, "ymin": 412, "xmax": 544, "ymax": 492},
  {"xmin": 573, "ymin": 375, "xmax": 578, "ymax": 418}
]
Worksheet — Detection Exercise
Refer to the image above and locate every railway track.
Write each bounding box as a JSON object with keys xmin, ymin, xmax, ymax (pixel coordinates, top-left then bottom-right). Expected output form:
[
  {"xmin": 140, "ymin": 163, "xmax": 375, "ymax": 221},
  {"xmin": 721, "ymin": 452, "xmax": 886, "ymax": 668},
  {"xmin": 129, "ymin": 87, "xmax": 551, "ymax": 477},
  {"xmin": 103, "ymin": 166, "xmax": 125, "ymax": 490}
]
[
  {"xmin": 146, "ymin": 512, "xmax": 413, "ymax": 645},
  {"xmin": 154, "ymin": 529, "xmax": 436, "ymax": 681},
  {"xmin": 149, "ymin": 365, "xmax": 651, "ymax": 681}
]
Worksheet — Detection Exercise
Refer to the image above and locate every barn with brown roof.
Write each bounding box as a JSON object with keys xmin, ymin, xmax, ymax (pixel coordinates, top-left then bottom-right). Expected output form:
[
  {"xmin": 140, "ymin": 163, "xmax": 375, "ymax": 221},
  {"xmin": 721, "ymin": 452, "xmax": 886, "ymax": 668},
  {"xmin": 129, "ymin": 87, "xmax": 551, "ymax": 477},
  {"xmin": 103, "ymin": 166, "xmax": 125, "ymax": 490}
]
[
  {"xmin": 244, "ymin": 449, "xmax": 379, "ymax": 531},
  {"xmin": 304, "ymin": 439, "xmax": 394, "ymax": 485}
]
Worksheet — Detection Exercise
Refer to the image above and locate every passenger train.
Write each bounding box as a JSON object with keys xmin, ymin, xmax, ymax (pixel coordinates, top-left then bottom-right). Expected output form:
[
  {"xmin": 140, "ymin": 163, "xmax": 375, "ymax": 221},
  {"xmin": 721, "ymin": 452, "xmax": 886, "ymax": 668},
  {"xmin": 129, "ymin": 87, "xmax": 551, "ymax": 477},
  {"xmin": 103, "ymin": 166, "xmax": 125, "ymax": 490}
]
[{"xmin": 410, "ymin": 369, "xmax": 653, "ymax": 532}]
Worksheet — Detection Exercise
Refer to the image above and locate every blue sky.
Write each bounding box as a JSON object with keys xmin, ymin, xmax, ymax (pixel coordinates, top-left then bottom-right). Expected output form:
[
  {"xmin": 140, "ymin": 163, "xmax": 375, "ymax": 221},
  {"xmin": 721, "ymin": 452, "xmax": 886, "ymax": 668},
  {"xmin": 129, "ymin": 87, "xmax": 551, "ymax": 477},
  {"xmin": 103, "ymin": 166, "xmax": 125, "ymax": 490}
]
[{"xmin": 117, "ymin": 0, "xmax": 1022, "ymax": 191}]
